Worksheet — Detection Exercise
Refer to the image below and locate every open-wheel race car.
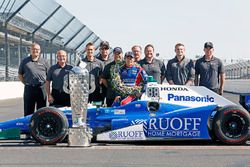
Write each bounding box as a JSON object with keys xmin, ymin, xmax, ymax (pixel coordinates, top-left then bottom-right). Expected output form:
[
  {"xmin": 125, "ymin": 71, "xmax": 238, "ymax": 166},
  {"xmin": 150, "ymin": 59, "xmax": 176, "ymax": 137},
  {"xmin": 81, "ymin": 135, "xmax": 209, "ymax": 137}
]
[{"xmin": 0, "ymin": 82, "xmax": 250, "ymax": 145}]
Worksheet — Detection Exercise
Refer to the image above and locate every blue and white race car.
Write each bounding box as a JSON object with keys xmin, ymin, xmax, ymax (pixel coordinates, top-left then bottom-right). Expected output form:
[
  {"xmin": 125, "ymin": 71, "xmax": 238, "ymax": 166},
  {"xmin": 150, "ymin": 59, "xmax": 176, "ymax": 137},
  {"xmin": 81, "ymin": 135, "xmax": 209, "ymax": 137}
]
[{"xmin": 0, "ymin": 82, "xmax": 249, "ymax": 145}]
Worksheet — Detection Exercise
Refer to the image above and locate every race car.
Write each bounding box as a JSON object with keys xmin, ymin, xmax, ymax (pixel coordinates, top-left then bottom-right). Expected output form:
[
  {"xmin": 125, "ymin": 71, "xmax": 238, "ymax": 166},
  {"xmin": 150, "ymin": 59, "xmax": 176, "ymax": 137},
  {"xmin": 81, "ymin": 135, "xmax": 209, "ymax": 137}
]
[{"xmin": 0, "ymin": 82, "xmax": 249, "ymax": 145}]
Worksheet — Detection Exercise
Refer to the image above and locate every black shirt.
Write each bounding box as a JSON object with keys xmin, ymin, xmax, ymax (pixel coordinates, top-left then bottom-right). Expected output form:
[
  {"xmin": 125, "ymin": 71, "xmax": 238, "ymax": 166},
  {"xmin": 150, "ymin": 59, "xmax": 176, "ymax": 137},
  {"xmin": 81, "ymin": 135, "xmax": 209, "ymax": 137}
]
[
  {"xmin": 166, "ymin": 56, "xmax": 195, "ymax": 85},
  {"xmin": 82, "ymin": 57, "xmax": 104, "ymax": 92},
  {"xmin": 195, "ymin": 56, "xmax": 225, "ymax": 89},
  {"xmin": 46, "ymin": 63, "xmax": 73, "ymax": 91},
  {"xmin": 101, "ymin": 61, "xmax": 116, "ymax": 99},
  {"xmin": 18, "ymin": 56, "xmax": 49, "ymax": 85},
  {"xmin": 138, "ymin": 58, "xmax": 165, "ymax": 84}
]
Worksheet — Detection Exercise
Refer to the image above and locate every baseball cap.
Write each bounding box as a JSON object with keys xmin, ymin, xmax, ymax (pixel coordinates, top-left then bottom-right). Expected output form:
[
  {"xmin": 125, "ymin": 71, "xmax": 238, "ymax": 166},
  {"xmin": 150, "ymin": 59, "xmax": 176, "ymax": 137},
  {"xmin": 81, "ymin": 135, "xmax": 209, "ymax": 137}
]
[
  {"xmin": 100, "ymin": 41, "xmax": 110, "ymax": 49},
  {"xmin": 125, "ymin": 51, "xmax": 134, "ymax": 58},
  {"xmin": 113, "ymin": 47, "xmax": 122, "ymax": 54},
  {"xmin": 204, "ymin": 42, "xmax": 213, "ymax": 48}
]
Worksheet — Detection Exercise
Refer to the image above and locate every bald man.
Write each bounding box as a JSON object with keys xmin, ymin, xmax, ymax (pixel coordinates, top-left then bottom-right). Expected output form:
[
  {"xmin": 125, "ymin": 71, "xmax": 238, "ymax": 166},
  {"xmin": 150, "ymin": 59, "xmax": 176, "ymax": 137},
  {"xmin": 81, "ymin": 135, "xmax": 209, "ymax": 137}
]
[
  {"xmin": 46, "ymin": 50, "xmax": 73, "ymax": 107},
  {"xmin": 18, "ymin": 43, "xmax": 49, "ymax": 116}
]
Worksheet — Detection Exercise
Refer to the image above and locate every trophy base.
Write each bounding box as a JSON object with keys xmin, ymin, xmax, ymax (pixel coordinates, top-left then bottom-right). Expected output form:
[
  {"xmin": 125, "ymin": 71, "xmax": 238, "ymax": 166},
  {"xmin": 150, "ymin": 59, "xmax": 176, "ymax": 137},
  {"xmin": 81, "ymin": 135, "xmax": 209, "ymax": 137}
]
[{"xmin": 68, "ymin": 127, "xmax": 92, "ymax": 147}]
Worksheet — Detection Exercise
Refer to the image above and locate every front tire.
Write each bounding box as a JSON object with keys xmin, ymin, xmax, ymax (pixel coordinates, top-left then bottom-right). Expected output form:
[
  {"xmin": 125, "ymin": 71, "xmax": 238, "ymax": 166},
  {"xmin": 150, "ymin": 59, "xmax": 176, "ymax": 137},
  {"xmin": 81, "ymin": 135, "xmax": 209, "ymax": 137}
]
[
  {"xmin": 29, "ymin": 107, "xmax": 68, "ymax": 145},
  {"xmin": 213, "ymin": 105, "xmax": 250, "ymax": 145}
]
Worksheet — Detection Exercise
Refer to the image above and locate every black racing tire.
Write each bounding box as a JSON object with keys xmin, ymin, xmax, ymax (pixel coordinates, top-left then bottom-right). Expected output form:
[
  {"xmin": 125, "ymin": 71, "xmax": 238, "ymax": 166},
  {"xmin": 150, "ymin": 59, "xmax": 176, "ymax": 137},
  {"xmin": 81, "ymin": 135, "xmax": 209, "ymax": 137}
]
[
  {"xmin": 29, "ymin": 107, "xmax": 69, "ymax": 145},
  {"xmin": 213, "ymin": 105, "xmax": 250, "ymax": 145}
]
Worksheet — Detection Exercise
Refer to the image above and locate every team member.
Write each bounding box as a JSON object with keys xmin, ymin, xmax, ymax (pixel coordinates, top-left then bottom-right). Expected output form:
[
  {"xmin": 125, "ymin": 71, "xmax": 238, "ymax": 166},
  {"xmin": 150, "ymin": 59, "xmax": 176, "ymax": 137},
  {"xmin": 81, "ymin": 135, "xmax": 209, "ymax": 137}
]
[
  {"xmin": 101, "ymin": 47, "xmax": 123, "ymax": 107},
  {"xmin": 46, "ymin": 50, "xmax": 73, "ymax": 107},
  {"xmin": 131, "ymin": 45, "xmax": 142, "ymax": 62},
  {"xmin": 114, "ymin": 51, "xmax": 148, "ymax": 105},
  {"xmin": 96, "ymin": 41, "xmax": 112, "ymax": 65},
  {"xmin": 195, "ymin": 42, "xmax": 225, "ymax": 95},
  {"xmin": 96, "ymin": 41, "xmax": 112, "ymax": 104},
  {"xmin": 139, "ymin": 44, "xmax": 165, "ymax": 84},
  {"xmin": 18, "ymin": 43, "xmax": 49, "ymax": 116},
  {"xmin": 80, "ymin": 42, "xmax": 104, "ymax": 103},
  {"xmin": 166, "ymin": 43, "xmax": 195, "ymax": 85}
]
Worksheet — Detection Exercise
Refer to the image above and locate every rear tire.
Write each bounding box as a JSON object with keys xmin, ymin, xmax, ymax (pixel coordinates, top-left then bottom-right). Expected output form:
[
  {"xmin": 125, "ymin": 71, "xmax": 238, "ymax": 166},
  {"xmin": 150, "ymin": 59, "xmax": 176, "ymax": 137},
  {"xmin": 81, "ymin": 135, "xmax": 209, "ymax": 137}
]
[
  {"xmin": 29, "ymin": 107, "xmax": 68, "ymax": 145},
  {"xmin": 213, "ymin": 105, "xmax": 250, "ymax": 145}
]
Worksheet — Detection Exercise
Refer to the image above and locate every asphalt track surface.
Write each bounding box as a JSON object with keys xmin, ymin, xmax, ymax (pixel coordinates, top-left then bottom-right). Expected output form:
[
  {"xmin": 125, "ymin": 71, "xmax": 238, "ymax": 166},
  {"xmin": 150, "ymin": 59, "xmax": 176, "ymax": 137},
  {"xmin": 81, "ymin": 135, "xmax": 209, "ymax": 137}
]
[{"xmin": 0, "ymin": 94, "xmax": 250, "ymax": 167}]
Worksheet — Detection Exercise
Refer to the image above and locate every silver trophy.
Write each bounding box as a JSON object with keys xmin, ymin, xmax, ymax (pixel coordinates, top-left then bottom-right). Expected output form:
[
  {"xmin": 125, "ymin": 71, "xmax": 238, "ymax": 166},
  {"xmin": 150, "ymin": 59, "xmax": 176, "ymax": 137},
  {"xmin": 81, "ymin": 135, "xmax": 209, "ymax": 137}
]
[{"xmin": 63, "ymin": 63, "xmax": 92, "ymax": 146}]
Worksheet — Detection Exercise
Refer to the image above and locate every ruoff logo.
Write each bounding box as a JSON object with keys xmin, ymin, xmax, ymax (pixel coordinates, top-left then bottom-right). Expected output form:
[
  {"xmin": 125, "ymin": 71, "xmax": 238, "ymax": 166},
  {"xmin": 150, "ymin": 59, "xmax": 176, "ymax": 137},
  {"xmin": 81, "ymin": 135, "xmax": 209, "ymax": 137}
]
[
  {"xmin": 109, "ymin": 131, "xmax": 144, "ymax": 140},
  {"xmin": 148, "ymin": 117, "xmax": 201, "ymax": 131}
]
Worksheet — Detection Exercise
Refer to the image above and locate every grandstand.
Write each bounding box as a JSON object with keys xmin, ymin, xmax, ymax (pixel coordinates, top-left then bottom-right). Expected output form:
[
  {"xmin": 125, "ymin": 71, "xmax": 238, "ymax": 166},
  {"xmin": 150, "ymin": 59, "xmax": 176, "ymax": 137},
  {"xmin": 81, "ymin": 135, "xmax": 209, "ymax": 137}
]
[
  {"xmin": 225, "ymin": 61, "xmax": 250, "ymax": 79},
  {"xmin": 0, "ymin": 0, "xmax": 104, "ymax": 81}
]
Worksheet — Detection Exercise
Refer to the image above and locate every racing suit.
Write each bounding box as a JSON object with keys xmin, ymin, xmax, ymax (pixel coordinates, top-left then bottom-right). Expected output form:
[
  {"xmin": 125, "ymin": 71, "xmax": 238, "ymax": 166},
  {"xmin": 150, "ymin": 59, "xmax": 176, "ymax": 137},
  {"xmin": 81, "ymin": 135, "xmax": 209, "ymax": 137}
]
[{"xmin": 117, "ymin": 64, "xmax": 148, "ymax": 105}]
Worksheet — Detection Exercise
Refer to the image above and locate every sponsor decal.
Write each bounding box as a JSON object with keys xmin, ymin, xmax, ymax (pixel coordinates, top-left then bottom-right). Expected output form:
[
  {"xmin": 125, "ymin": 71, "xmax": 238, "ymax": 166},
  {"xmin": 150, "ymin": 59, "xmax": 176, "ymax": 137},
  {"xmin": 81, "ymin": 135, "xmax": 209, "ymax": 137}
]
[
  {"xmin": 114, "ymin": 109, "xmax": 126, "ymax": 115},
  {"xmin": 167, "ymin": 94, "xmax": 214, "ymax": 102},
  {"xmin": 104, "ymin": 109, "xmax": 110, "ymax": 114},
  {"xmin": 161, "ymin": 87, "xmax": 188, "ymax": 91},
  {"xmin": 97, "ymin": 124, "xmax": 146, "ymax": 141},
  {"xmin": 131, "ymin": 119, "xmax": 147, "ymax": 125},
  {"xmin": 147, "ymin": 130, "xmax": 200, "ymax": 137},
  {"xmin": 135, "ymin": 103, "xmax": 141, "ymax": 108},
  {"xmin": 146, "ymin": 117, "xmax": 202, "ymax": 138},
  {"xmin": 16, "ymin": 122, "xmax": 24, "ymax": 126},
  {"xmin": 132, "ymin": 69, "xmax": 137, "ymax": 75},
  {"xmin": 109, "ymin": 130, "xmax": 144, "ymax": 140}
]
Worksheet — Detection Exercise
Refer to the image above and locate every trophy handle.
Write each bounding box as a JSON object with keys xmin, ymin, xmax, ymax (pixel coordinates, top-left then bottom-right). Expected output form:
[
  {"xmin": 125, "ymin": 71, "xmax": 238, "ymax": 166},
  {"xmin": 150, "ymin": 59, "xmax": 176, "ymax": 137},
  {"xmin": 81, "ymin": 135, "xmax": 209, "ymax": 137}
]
[
  {"xmin": 63, "ymin": 74, "xmax": 70, "ymax": 94},
  {"xmin": 89, "ymin": 74, "xmax": 96, "ymax": 94}
]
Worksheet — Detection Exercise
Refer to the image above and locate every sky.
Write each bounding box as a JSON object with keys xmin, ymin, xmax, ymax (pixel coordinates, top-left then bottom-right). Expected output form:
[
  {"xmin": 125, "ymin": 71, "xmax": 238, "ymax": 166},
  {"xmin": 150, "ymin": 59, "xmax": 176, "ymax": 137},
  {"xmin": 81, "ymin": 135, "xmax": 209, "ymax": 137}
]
[{"xmin": 56, "ymin": 0, "xmax": 250, "ymax": 60}]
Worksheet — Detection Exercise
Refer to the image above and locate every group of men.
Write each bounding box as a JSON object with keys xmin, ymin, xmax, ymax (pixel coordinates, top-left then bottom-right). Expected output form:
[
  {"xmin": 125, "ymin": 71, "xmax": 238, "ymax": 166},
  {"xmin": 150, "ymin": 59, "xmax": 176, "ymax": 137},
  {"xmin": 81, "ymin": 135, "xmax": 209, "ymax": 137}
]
[
  {"xmin": 18, "ymin": 43, "xmax": 73, "ymax": 116},
  {"xmin": 18, "ymin": 41, "xmax": 225, "ymax": 116}
]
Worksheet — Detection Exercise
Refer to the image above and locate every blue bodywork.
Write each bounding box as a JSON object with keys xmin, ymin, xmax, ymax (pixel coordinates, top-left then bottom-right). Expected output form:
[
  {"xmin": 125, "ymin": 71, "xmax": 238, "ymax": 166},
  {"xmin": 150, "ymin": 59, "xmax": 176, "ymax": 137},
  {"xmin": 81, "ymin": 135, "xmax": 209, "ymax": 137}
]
[{"xmin": 0, "ymin": 100, "xmax": 218, "ymax": 140}]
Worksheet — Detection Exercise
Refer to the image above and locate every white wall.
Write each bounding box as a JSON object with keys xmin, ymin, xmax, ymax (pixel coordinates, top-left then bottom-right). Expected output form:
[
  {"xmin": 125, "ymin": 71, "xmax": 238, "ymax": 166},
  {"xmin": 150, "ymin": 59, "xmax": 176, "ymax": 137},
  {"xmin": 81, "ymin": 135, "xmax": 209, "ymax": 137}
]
[{"xmin": 0, "ymin": 82, "xmax": 24, "ymax": 100}]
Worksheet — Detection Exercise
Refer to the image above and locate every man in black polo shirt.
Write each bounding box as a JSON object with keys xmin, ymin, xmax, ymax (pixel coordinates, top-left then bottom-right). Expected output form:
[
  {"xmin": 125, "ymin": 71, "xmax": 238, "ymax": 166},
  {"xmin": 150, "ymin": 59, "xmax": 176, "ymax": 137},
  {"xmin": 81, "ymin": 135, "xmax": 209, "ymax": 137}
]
[
  {"xmin": 96, "ymin": 41, "xmax": 112, "ymax": 105},
  {"xmin": 139, "ymin": 44, "xmax": 165, "ymax": 84},
  {"xmin": 18, "ymin": 43, "xmax": 49, "ymax": 116},
  {"xmin": 81, "ymin": 42, "xmax": 104, "ymax": 103},
  {"xmin": 166, "ymin": 43, "xmax": 195, "ymax": 85},
  {"xmin": 195, "ymin": 42, "xmax": 225, "ymax": 95},
  {"xmin": 46, "ymin": 50, "xmax": 73, "ymax": 107}
]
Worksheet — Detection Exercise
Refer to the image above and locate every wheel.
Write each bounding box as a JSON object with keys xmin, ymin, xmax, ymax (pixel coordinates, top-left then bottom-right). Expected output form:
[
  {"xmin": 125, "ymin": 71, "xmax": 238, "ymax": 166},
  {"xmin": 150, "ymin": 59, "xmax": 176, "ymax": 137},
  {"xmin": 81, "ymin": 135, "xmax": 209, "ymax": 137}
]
[
  {"xmin": 29, "ymin": 107, "xmax": 69, "ymax": 145},
  {"xmin": 213, "ymin": 105, "xmax": 250, "ymax": 145}
]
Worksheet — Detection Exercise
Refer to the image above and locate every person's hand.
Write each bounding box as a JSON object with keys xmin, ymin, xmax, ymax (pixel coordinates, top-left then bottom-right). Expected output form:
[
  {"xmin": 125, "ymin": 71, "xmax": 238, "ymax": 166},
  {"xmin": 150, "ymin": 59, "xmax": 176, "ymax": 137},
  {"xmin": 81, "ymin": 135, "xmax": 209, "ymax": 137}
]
[
  {"xmin": 48, "ymin": 94, "xmax": 54, "ymax": 104},
  {"xmin": 168, "ymin": 80, "xmax": 175, "ymax": 85},
  {"xmin": 219, "ymin": 89, "xmax": 223, "ymax": 96},
  {"xmin": 135, "ymin": 92, "xmax": 142, "ymax": 98}
]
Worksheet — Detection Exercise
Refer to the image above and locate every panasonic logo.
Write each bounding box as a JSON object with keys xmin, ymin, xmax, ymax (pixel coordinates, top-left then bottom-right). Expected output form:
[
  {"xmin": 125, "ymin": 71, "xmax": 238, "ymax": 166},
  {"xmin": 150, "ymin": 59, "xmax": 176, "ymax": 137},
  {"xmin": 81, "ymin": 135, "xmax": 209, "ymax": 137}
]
[
  {"xmin": 168, "ymin": 93, "xmax": 214, "ymax": 102},
  {"xmin": 161, "ymin": 87, "xmax": 188, "ymax": 91}
]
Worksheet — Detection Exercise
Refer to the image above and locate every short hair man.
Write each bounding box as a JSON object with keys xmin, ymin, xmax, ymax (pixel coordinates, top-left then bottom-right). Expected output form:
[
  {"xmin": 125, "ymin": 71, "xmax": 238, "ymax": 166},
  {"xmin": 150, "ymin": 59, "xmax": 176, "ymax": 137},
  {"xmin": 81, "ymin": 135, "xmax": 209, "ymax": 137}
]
[
  {"xmin": 96, "ymin": 41, "xmax": 112, "ymax": 104},
  {"xmin": 131, "ymin": 45, "xmax": 142, "ymax": 62},
  {"xmin": 195, "ymin": 42, "xmax": 225, "ymax": 95},
  {"xmin": 166, "ymin": 43, "xmax": 195, "ymax": 85},
  {"xmin": 18, "ymin": 43, "xmax": 49, "ymax": 116},
  {"xmin": 138, "ymin": 44, "xmax": 165, "ymax": 84},
  {"xmin": 46, "ymin": 50, "xmax": 73, "ymax": 107},
  {"xmin": 81, "ymin": 42, "xmax": 104, "ymax": 103}
]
